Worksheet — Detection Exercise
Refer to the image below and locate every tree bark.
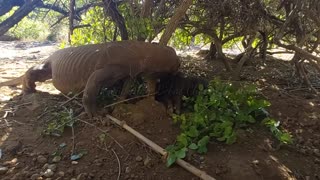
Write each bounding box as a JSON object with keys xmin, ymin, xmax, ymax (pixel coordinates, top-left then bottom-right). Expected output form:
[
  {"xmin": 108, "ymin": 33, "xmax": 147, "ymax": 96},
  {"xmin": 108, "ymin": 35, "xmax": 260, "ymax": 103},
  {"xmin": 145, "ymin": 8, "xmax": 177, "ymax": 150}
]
[
  {"xmin": 211, "ymin": 33, "xmax": 232, "ymax": 71},
  {"xmin": 102, "ymin": 0, "xmax": 129, "ymax": 40},
  {"xmin": 140, "ymin": 0, "xmax": 152, "ymax": 18},
  {"xmin": 259, "ymin": 31, "xmax": 267, "ymax": 62},
  {"xmin": 68, "ymin": 0, "xmax": 75, "ymax": 44},
  {"xmin": 233, "ymin": 34, "xmax": 257, "ymax": 79},
  {"xmin": 159, "ymin": 0, "xmax": 193, "ymax": 45},
  {"xmin": 205, "ymin": 42, "xmax": 217, "ymax": 60},
  {"xmin": 0, "ymin": 0, "xmax": 42, "ymax": 36},
  {"xmin": 0, "ymin": 0, "xmax": 25, "ymax": 16},
  {"xmin": 137, "ymin": 0, "xmax": 153, "ymax": 41}
]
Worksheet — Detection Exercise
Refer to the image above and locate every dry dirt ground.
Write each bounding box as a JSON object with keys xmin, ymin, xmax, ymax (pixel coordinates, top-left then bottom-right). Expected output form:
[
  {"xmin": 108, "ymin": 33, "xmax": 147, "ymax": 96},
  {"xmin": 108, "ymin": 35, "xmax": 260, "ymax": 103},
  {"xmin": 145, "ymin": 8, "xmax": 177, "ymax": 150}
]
[{"xmin": 0, "ymin": 41, "xmax": 319, "ymax": 180}]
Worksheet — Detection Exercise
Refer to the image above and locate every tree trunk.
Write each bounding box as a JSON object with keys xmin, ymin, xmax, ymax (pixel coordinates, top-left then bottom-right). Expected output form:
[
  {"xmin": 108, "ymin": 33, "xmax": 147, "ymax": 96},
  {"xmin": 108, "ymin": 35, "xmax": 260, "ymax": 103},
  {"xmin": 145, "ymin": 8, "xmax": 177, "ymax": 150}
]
[
  {"xmin": 102, "ymin": 0, "xmax": 129, "ymax": 40},
  {"xmin": 233, "ymin": 34, "xmax": 257, "ymax": 79},
  {"xmin": 137, "ymin": 0, "xmax": 152, "ymax": 41},
  {"xmin": 140, "ymin": 0, "xmax": 152, "ymax": 18},
  {"xmin": 211, "ymin": 33, "xmax": 232, "ymax": 71},
  {"xmin": 159, "ymin": 0, "xmax": 193, "ymax": 45},
  {"xmin": 68, "ymin": 0, "xmax": 75, "ymax": 44},
  {"xmin": 0, "ymin": 0, "xmax": 42, "ymax": 36},
  {"xmin": 0, "ymin": 0, "xmax": 25, "ymax": 16},
  {"xmin": 205, "ymin": 42, "xmax": 217, "ymax": 60},
  {"xmin": 259, "ymin": 31, "xmax": 267, "ymax": 62},
  {"xmin": 113, "ymin": 26, "xmax": 118, "ymax": 41}
]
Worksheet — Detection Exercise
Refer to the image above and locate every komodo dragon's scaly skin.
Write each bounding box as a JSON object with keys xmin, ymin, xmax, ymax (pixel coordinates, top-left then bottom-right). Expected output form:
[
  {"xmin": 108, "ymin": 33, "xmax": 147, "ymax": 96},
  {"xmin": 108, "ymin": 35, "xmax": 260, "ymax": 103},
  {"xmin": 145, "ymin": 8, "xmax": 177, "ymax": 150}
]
[{"xmin": 0, "ymin": 40, "xmax": 180, "ymax": 117}]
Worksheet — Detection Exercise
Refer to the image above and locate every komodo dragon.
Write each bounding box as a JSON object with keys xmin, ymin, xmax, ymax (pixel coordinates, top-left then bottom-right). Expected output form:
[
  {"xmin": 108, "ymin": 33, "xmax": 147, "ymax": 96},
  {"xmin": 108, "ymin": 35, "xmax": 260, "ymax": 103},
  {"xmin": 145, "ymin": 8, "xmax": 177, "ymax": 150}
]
[{"xmin": 0, "ymin": 40, "xmax": 180, "ymax": 117}]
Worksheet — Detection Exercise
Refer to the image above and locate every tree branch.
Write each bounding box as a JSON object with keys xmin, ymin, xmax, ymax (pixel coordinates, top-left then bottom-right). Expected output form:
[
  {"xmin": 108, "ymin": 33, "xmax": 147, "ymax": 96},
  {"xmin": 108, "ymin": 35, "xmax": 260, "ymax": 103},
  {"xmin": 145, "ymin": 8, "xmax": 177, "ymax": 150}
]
[{"xmin": 0, "ymin": 0, "xmax": 42, "ymax": 36}]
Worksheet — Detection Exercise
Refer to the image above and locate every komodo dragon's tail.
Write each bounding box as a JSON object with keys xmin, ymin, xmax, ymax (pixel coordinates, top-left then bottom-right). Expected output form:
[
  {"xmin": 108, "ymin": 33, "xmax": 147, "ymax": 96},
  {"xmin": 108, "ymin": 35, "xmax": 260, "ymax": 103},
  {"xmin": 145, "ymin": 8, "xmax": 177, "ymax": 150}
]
[{"xmin": 0, "ymin": 75, "xmax": 24, "ymax": 87}]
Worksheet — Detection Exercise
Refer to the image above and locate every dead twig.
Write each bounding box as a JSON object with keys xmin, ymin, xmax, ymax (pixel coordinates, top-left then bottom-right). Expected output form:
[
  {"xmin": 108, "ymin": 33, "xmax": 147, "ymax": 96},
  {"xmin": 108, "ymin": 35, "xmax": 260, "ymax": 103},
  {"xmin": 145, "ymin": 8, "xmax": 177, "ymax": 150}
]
[
  {"xmin": 60, "ymin": 91, "xmax": 83, "ymax": 107},
  {"xmin": 1, "ymin": 118, "xmax": 11, "ymax": 127},
  {"xmin": 0, "ymin": 102, "xmax": 32, "ymax": 113},
  {"xmin": 15, "ymin": 102, "xmax": 32, "ymax": 108},
  {"xmin": 71, "ymin": 122, "xmax": 75, "ymax": 155},
  {"xmin": 107, "ymin": 115, "xmax": 216, "ymax": 180},
  {"xmin": 111, "ymin": 148, "xmax": 121, "ymax": 180},
  {"xmin": 60, "ymin": 90, "xmax": 84, "ymax": 107},
  {"xmin": 96, "ymin": 142, "xmax": 121, "ymax": 180},
  {"xmin": 3, "ymin": 110, "xmax": 11, "ymax": 118},
  {"xmin": 36, "ymin": 107, "xmax": 54, "ymax": 120},
  {"xmin": 104, "ymin": 93, "xmax": 157, "ymax": 109}
]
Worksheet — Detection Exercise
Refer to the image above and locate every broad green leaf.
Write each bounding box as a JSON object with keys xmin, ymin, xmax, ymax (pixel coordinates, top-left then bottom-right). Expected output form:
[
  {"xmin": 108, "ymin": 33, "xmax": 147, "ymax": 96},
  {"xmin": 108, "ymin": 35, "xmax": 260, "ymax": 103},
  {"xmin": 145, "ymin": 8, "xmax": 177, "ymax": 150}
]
[
  {"xmin": 223, "ymin": 126, "xmax": 233, "ymax": 137},
  {"xmin": 177, "ymin": 134, "xmax": 188, "ymax": 147},
  {"xmin": 176, "ymin": 148, "xmax": 187, "ymax": 159},
  {"xmin": 197, "ymin": 145, "xmax": 208, "ymax": 154},
  {"xmin": 165, "ymin": 145, "xmax": 176, "ymax": 152},
  {"xmin": 187, "ymin": 126, "xmax": 199, "ymax": 137},
  {"xmin": 198, "ymin": 136, "xmax": 210, "ymax": 147},
  {"xmin": 226, "ymin": 132, "xmax": 237, "ymax": 144},
  {"xmin": 280, "ymin": 133, "xmax": 293, "ymax": 144},
  {"xmin": 188, "ymin": 143, "xmax": 198, "ymax": 150},
  {"xmin": 166, "ymin": 153, "xmax": 177, "ymax": 167}
]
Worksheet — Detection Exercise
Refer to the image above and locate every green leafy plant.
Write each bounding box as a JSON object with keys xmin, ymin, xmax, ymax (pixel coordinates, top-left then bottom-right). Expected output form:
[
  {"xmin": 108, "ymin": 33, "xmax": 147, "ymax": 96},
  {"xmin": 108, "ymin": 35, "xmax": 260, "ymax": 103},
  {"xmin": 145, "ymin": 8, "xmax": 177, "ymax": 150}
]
[
  {"xmin": 71, "ymin": 7, "xmax": 117, "ymax": 45},
  {"xmin": 166, "ymin": 79, "xmax": 292, "ymax": 167},
  {"xmin": 262, "ymin": 118, "xmax": 293, "ymax": 144},
  {"xmin": 44, "ymin": 108, "xmax": 75, "ymax": 136}
]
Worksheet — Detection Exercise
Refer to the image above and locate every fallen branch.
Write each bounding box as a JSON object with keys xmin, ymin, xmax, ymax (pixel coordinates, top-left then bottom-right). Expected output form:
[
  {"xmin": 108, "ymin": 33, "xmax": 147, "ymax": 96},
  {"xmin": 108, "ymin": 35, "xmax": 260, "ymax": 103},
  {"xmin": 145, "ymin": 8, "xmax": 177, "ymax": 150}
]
[
  {"xmin": 106, "ymin": 115, "xmax": 216, "ymax": 180},
  {"xmin": 60, "ymin": 90, "xmax": 84, "ymax": 107}
]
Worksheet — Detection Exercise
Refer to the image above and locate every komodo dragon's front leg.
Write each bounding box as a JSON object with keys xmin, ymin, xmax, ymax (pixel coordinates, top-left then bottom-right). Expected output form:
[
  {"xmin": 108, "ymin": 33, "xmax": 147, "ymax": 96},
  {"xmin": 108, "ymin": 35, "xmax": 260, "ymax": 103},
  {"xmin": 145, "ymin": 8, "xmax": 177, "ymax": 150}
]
[{"xmin": 83, "ymin": 65, "xmax": 130, "ymax": 118}]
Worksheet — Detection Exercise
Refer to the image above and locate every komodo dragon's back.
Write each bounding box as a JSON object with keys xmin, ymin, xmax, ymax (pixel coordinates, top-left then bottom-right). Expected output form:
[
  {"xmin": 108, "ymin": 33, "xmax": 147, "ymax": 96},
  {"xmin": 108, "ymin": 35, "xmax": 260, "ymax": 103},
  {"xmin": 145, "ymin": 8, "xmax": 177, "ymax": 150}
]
[{"xmin": 50, "ymin": 41, "xmax": 180, "ymax": 94}]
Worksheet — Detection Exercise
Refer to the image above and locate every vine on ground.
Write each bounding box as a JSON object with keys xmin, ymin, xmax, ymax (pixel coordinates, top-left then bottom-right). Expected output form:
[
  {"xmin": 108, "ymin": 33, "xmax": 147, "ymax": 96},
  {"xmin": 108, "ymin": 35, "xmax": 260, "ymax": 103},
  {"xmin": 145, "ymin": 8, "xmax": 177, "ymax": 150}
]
[{"xmin": 166, "ymin": 79, "xmax": 292, "ymax": 167}]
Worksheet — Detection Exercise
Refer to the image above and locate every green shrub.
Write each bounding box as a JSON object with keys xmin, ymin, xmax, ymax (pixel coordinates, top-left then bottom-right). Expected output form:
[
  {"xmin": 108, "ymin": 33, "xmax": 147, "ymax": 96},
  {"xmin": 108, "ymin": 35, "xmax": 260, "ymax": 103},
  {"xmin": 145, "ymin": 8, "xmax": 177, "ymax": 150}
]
[
  {"xmin": 10, "ymin": 19, "xmax": 50, "ymax": 40},
  {"xmin": 166, "ymin": 79, "xmax": 292, "ymax": 167},
  {"xmin": 0, "ymin": 8, "xmax": 50, "ymax": 40},
  {"xmin": 71, "ymin": 7, "xmax": 116, "ymax": 45}
]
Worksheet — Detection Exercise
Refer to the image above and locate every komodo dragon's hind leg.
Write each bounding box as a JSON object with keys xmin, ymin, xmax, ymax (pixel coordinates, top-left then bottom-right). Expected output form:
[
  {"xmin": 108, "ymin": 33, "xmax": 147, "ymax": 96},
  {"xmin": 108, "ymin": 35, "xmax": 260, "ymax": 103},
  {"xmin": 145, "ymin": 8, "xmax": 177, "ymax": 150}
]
[
  {"xmin": 22, "ymin": 63, "xmax": 52, "ymax": 94},
  {"xmin": 83, "ymin": 65, "xmax": 130, "ymax": 118}
]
